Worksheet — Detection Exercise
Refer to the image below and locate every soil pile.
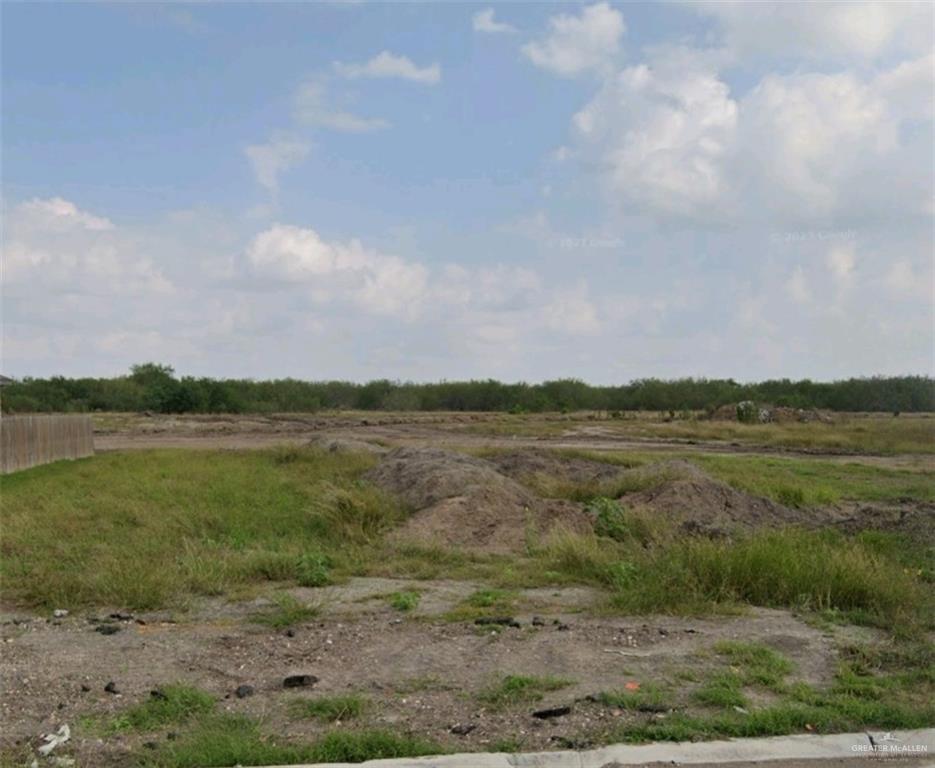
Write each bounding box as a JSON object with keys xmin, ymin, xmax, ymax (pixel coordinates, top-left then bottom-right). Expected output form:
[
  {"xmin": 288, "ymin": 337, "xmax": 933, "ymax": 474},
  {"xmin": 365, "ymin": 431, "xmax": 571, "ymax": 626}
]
[
  {"xmin": 618, "ymin": 461, "xmax": 812, "ymax": 537},
  {"xmin": 488, "ymin": 449, "xmax": 630, "ymax": 486},
  {"xmin": 364, "ymin": 448, "xmax": 591, "ymax": 553},
  {"xmin": 824, "ymin": 501, "xmax": 935, "ymax": 546}
]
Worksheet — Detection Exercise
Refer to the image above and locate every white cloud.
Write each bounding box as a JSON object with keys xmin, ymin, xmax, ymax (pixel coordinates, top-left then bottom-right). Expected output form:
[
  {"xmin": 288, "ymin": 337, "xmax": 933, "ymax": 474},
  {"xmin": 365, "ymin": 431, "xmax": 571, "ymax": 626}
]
[
  {"xmin": 16, "ymin": 197, "xmax": 114, "ymax": 231},
  {"xmin": 294, "ymin": 79, "xmax": 389, "ymax": 132},
  {"xmin": 544, "ymin": 282, "xmax": 601, "ymax": 335},
  {"xmin": 246, "ymin": 223, "xmax": 428, "ymax": 318},
  {"xmin": 334, "ymin": 51, "xmax": 441, "ymax": 85},
  {"xmin": 786, "ymin": 266, "xmax": 811, "ymax": 304},
  {"xmin": 692, "ymin": 1, "xmax": 933, "ymax": 61},
  {"xmin": 827, "ymin": 243, "xmax": 856, "ymax": 284},
  {"xmin": 2, "ymin": 197, "xmax": 171, "ymax": 294},
  {"xmin": 885, "ymin": 259, "xmax": 932, "ymax": 300},
  {"xmin": 473, "ymin": 8, "xmax": 515, "ymax": 34},
  {"xmin": 573, "ymin": 50, "xmax": 737, "ymax": 219},
  {"xmin": 566, "ymin": 47, "xmax": 933, "ymax": 226},
  {"xmin": 523, "ymin": 2, "xmax": 625, "ymax": 76},
  {"xmin": 244, "ymin": 135, "xmax": 310, "ymax": 192}
]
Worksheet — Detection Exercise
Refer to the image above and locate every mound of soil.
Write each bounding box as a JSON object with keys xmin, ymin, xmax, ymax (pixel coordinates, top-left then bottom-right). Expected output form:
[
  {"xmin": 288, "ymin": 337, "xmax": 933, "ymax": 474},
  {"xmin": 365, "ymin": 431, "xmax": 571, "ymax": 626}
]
[
  {"xmin": 364, "ymin": 448, "xmax": 591, "ymax": 553},
  {"xmin": 488, "ymin": 449, "xmax": 629, "ymax": 486},
  {"xmin": 618, "ymin": 461, "xmax": 812, "ymax": 537},
  {"xmin": 825, "ymin": 501, "xmax": 935, "ymax": 546}
]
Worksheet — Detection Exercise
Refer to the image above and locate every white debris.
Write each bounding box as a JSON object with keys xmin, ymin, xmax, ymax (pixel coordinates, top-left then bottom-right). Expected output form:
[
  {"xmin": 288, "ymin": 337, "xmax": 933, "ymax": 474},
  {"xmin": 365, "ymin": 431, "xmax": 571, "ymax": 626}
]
[
  {"xmin": 38, "ymin": 724, "xmax": 70, "ymax": 756},
  {"xmin": 52, "ymin": 609, "xmax": 69, "ymax": 619}
]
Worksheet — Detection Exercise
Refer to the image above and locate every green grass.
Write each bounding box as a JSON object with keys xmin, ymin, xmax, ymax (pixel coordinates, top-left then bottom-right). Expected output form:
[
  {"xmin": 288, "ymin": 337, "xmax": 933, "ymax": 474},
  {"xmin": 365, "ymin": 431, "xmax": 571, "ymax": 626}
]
[
  {"xmin": 533, "ymin": 526, "xmax": 932, "ymax": 635},
  {"xmin": 387, "ymin": 590, "xmax": 420, "ymax": 612},
  {"xmin": 691, "ymin": 454, "xmax": 935, "ymax": 506},
  {"xmin": 594, "ymin": 683, "xmax": 671, "ymax": 712},
  {"xmin": 250, "ymin": 593, "xmax": 319, "ymax": 629},
  {"xmin": 476, "ymin": 674, "xmax": 572, "ymax": 709},
  {"xmin": 289, "ymin": 694, "xmax": 367, "ymax": 722},
  {"xmin": 613, "ymin": 637, "xmax": 934, "ymax": 743},
  {"xmin": 445, "ymin": 588, "xmax": 518, "ymax": 621},
  {"xmin": 107, "ymin": 684, "xmax": 215, "ymax": 732},
  {"xmin": 0, "ymin": 447, "xmax": 405, "ymax": 609},
  {"xmin": 713, "ymin": 641, "xmax": 795, "ymax": 687},
  {"xmin": 690, "ymin": 641, "xmax": 793, "ymax": 709},
  {"xmin": 144, "ymin": 714, "xmax": 442, "ymax": 767},
  {"xmin": 692, "ymin": 673, "xmax": 747, "ymax": 709}
]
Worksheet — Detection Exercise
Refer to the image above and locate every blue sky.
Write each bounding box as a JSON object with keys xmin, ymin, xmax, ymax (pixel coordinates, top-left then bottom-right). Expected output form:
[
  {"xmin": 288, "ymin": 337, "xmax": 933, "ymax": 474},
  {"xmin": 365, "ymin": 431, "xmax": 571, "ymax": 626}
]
[{"xmin": 2, "ymin": 2, "xmax": 933, "ymax": 382}]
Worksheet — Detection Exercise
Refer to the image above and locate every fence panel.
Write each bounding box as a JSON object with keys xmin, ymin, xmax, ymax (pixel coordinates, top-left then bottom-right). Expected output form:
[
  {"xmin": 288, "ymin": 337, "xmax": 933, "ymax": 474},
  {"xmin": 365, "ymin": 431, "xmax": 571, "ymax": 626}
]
[{"xmin": 0, "ymin": 414, "xmax": 95, "ymax": 474}]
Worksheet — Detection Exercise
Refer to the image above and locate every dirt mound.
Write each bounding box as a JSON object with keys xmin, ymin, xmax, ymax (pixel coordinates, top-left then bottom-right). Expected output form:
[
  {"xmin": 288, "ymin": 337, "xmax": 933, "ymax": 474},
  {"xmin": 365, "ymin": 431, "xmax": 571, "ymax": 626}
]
[
  {"xmin": 618, "ymin": 462, "xmax": 812, "ymax": 537},
  {"xmin": 488, "ymin": 449, "xmax": 629, "ymax": 486},
  {"xmin": 825, "ymin": 501, "xmax": 935, "ymax": 546},
  {"xmin": 364, "ymin": 448, "xmax": 591, "ymax": 553}
]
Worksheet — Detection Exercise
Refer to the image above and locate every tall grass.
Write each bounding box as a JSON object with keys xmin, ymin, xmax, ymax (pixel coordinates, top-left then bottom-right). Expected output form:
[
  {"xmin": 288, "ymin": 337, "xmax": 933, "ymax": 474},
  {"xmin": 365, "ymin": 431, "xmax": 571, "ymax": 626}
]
[
  {"xmin": 0, "ymin": 448, "xmax": 403, "ymax": 609},
  {"xmin": 535, "ymin": 525, "xmax": 932, "ymax": 634}
]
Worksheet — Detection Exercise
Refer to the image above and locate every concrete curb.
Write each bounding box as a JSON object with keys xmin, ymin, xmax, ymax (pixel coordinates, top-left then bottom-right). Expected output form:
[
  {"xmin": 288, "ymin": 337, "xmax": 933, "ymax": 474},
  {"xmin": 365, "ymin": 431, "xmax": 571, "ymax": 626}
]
[{"xmin": 257, "ymin": 728, "xmax": 935, "ymax": 768}]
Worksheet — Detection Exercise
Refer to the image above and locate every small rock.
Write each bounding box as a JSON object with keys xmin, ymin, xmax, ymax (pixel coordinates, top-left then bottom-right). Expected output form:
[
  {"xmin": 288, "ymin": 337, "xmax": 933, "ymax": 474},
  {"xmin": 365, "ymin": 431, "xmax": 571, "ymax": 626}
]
[
  {"xmin": 474, "ymin": 617, "xmax": 521, "ymax": 629},
  {"xmin": 283, "ymin": 674, "xmax": 318, "ymax": 688},
  {"xmin": 104, "ymin": 682, "xmax": 119, "ymax": 694},
  {"xmin": 53, "ymin": 609, "xmax": 69, "ymax": 619},
  {"xmin": 556, "ymin": 623, "xmax": 570, "ymax": 631},
  {"xmin": 284, "ymin": 629, "xmax": 295, "ymax": 638},
  {"xmin": 143, "ymin": 741, "xmax": 158, "ymax": 750},
  {"xmin": 234, "ymin": 684, "xmax": 255, "ymax": 699},
  {"xmin": 79, "ymin": 684, "xmax": 91, "ymax": 693},
  {"xmin": 166, "ymin": 732, "xmax": 178, "ymax": 741},
  {"xmin": 449, "ymin": 723, "xmax": 476, "ymax": 735},
  {"xmin": 532, "ymin": 705, "xmax": 572, "ymax": 719},
  {"xmin": 94, "ymin": 624, "xmax": 121, "ymax": 636},
  {"xmin": 150, "ymin": 689, "xmax": 168, "ymax": 701},
  {"xmin": 531, "ymin": 616, "xmax": 545, "ymax": 627}
]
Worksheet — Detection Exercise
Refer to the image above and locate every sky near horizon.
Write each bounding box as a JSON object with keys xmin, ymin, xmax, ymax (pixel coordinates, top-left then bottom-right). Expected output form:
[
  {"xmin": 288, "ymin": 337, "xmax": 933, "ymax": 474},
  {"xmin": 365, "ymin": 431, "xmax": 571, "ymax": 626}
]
[{"xmin": 2, "ymin": 1, "xmax": 933, "ymax": 383}]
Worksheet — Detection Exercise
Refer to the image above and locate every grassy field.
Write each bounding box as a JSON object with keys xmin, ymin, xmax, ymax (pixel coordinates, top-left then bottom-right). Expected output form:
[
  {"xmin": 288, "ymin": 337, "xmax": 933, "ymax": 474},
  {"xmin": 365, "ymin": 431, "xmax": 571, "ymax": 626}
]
[
  {"xmin": 1, "ymin": 447, "xmax": 932, "ymax": 635},
  {"xmin": 1, "ymin": 444, "xmax": 934, "ymax": 766}
]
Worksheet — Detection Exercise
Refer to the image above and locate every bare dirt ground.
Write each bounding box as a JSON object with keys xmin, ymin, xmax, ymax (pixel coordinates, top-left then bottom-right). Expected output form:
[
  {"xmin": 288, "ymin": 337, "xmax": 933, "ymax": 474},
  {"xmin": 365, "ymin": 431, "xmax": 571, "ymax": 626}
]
[
  {"xmin": 92, "ymin": 412, "xmax": 935, "ymax": 471},
  {"xmin": 0, "ymin": 580, "xmax": 879, "ymax": 767}
]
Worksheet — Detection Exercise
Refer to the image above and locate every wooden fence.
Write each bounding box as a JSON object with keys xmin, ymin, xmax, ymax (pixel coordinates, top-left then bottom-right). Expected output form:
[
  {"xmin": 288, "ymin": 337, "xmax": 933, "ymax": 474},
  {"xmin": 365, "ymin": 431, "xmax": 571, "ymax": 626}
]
[{"xmin": 0, "ymin": 414, "xmax": 95, "ymax": 474}]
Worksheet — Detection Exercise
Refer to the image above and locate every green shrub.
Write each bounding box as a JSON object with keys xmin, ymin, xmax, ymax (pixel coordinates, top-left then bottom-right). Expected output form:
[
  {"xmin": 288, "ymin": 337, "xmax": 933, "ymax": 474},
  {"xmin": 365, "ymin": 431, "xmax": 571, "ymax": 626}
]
[{"xmin": 296, "ymin": 552, "xmax": 331, "ymax": 587}]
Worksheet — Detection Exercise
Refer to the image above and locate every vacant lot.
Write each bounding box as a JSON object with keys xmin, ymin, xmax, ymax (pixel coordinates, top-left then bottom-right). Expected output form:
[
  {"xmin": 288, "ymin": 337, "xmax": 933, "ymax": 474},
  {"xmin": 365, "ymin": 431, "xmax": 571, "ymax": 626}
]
[{"xmin": 1, "ymin": 413, "xmax": 933, "ymax": 767}]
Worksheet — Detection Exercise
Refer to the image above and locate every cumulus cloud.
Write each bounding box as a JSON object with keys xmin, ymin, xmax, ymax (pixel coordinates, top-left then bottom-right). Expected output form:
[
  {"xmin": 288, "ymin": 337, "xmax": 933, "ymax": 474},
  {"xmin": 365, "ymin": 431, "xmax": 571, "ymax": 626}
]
[
  {"xmin": 16, "ymin": 197, "xmax": 114, "ymax": 231},
  {"xmin": 691, "ymin": 1, "xmax": 933, "ymax": 62},
  {"xmin": 565, "ymin": 46, "xmax": 933, "ymax": 226},
  {"xmin": 523, "ymin": 2, "xmax": 625, "ymax": 76},
  {"xmin": 294, "ymin": 79, "xmax": 389, "ymax": 132},
  {"xmin": 2, "ymin": 197, "xmax": 170, "ymax": 294},
  {"xmin": 473, "ymin": 8, "xmax": 515, "ymax": 34},
  {"xmin": 572, "ymin": 49, "xmax": 737, "ymax": 220},
  {"xmin": 244, "ymin": 135, "xmax": 310, "ymax": 192},
  {"xmin": 544, "ymin": 282, "xmax": 601, "ymax": 335},
  {"xmin": 246, "ymin": 223, "xmax": 429, "ymax": 319},
  {"xmin": 334, "ymin": 51, "xmax": 441, "ymax": 84}
]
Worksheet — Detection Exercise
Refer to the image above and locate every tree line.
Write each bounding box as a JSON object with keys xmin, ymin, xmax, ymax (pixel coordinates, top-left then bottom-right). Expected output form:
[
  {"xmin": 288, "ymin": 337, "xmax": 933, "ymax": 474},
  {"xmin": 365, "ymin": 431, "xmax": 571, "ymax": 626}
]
[{"xmin": 1, "ymin": 364, "xmax": 931, "ymax": 414}]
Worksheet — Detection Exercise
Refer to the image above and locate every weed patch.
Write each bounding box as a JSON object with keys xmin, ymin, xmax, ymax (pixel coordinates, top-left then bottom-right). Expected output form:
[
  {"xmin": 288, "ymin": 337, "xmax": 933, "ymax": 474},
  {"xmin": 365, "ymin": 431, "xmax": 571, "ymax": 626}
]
[
  {"xmin": 108, "ymin": 685, "xmax": 215, "ymax": 733},
  {"xmin": 250, "ymin": 593, "xmax": 318, "ymax": 630},
  {"xmin": 289, "ymin": 695, "xmax": 366, "ymax": 722},
  {"xmin": 476, "ymin": 675, "xmax": 572, "ymax": 709},
  {"xmin": 387, "ymin": 590, "xmax": 420, "ymax": 612}
]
